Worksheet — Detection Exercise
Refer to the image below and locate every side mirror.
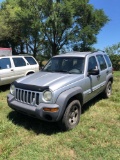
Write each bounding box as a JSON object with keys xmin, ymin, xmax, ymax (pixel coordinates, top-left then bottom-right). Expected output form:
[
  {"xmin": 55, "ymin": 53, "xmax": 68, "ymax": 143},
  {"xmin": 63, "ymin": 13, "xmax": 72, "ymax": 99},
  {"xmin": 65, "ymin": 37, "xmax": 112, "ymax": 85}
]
[{"xmin": 88, "ymin": 69, "xmax": 99, "ymax": 76}]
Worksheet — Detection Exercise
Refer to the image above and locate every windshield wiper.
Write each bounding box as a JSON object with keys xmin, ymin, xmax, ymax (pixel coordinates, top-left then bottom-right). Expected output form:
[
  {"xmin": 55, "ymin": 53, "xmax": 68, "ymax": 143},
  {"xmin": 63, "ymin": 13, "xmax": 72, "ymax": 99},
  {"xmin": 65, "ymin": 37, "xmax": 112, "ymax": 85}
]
[
  {"xmin": 56, "ymin": 70, "xmax": 72, "ymax": 74},
  {"xmin": 42, "ymin": 69, "xmax": 58, "ymax": 73},
  {"xmin": 42, "ymin": 69, "xmax": 72, "ymax": 74}
]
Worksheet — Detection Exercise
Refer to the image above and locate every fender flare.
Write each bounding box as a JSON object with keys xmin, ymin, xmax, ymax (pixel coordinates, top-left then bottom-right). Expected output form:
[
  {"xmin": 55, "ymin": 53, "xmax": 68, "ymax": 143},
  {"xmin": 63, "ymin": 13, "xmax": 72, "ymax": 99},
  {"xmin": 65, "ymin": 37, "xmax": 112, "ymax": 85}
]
[{"xmin": 56, "ymin": 87, "xmax": 83, "ymax": 121}]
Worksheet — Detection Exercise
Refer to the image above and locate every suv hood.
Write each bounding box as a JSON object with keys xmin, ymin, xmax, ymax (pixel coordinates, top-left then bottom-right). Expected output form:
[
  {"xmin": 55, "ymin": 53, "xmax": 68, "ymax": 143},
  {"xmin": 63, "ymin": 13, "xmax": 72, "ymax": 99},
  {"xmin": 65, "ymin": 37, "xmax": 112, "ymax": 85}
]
[{"xmin": 16, "ymin": 71, "xmax": 84, "ymax": 91}]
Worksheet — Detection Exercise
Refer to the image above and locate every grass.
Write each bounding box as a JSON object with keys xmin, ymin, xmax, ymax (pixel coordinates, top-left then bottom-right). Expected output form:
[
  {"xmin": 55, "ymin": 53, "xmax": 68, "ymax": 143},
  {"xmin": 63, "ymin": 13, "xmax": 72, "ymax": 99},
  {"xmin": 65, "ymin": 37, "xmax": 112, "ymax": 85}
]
[{"xmin": 0, "ymin": 72, "xmax": 120, "ymax": 160}]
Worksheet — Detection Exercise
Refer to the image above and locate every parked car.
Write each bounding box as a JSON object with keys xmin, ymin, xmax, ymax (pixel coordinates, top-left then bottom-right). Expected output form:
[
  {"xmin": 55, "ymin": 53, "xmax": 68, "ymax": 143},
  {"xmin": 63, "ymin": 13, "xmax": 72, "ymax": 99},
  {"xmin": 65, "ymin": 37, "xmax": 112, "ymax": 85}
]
[
  {"xmin": 7, "ymin": 51, "xmax": 113, "ymax": 131},
  {"xmin": 0, "ymin": 55, "xmax": 39, "ymax": 86}
]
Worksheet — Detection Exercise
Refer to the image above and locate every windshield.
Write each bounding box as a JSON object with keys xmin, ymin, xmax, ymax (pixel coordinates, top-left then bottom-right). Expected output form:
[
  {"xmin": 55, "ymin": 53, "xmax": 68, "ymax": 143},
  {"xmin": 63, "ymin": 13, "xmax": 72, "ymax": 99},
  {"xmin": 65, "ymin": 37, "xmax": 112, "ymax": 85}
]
[{"xmin": 43, "ymin": 57, "xmax": 85, "ymax": 74}]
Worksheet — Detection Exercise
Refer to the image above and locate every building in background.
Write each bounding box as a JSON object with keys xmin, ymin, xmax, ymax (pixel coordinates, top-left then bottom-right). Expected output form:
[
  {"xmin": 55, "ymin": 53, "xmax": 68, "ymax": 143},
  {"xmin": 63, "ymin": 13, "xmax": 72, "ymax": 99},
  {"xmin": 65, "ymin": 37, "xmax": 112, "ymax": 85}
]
[{"xmin": 0, "ymin": 48, "xmax": 12, "ymax": 56}]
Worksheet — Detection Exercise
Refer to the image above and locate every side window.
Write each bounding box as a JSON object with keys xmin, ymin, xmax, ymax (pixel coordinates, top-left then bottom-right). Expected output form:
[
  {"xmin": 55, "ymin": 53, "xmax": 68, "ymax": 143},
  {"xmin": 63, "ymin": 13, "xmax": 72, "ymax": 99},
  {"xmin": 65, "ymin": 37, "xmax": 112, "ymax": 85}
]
[
  {"xmin": 13, "ymin": 58, "xmax": 26, "ymax": 67},
  {"xmin": 88, "ymin": 56, "xmax": 98, "ymax": 71},
  {"xmin": 104, "ymin": 55, "xmax": 112, "ymax": 67},
  {"xmin": 24, "ymin": 57, "xmax": 37, "ymax": 65},
  {"xmin": 0, "ymin": 58, "xmax": 11, "ymax": 69},
  {"xmin": 96, "ymin": 55, "xmax": 107, "ymax": 70}
]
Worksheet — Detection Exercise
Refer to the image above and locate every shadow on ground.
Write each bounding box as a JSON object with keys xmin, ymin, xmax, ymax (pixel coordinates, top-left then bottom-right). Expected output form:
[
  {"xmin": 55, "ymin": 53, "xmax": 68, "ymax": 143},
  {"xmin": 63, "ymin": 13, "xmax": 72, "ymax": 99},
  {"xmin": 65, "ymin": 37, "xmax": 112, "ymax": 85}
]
[
  {"xmin": 82, "ymin": 94, "xmax": 103, "ymax": 114},
  {"xmin": 7, "ymin": 95, "xmax": 103, "ymax": 135},
  {"xmin": 0, "ymin": 84, "xmax": 10, "ymax": 92},
  {"xmin": 7, "ymin": 111, "xmax": 61, "ymax": 135}
]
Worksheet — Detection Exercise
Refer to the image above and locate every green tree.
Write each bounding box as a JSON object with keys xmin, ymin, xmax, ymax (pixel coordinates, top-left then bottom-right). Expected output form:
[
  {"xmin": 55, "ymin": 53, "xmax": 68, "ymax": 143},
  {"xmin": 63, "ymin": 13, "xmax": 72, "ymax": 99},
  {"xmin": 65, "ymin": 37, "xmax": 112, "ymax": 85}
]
[
  {"xmin": 0, "ymin": 0, "xmax": 109, "ymax": 57},
  {"xmin": 105, "ymin": 43, "xmax": 120, "ymax": 70},
  {"xmin": 0, "ymin": 0, "xmax": 22, "ymax": 54},
  {"xmin": 72, "ymin": 0, "xmax": 109, "ymax": 51},
  {"xmin": 105, "ymin": 42, "xmax": 120, "ymax": 55}
]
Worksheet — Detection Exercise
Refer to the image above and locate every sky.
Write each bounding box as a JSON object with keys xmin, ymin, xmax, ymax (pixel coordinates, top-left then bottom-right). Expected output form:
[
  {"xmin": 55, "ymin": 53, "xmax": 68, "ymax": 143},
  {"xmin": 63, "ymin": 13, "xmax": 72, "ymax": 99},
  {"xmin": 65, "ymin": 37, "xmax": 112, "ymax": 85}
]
[
  {"xmin": 89, "ymin": 0, "xmax": 120, "ymax": 50},
  {"xmin": 0, "ymin": 0, "xmax": 120, "ymax": 50}
]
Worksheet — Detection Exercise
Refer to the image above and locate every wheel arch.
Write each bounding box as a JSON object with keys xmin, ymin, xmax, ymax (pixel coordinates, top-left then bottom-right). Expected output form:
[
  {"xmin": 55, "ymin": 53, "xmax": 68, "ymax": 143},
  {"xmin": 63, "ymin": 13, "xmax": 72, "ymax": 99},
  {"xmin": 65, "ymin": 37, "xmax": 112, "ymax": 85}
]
[
  {"xmin": 67, "ymin": 93, "xmax": 83, "ymax": 107},
  {"xmin": 103, "ymin": 76, "xmax": 113, "ymax": 98},
  {"xmin": 56, "ymin": 87, "xmax": 83, "ymax": 121},
  {"xmin": 108, "ymin": 77, "xmax": 113, "ymax": 83},
  {"xmin": 26, "ymin": 71, "xmax": 35, "ymax": 75}
]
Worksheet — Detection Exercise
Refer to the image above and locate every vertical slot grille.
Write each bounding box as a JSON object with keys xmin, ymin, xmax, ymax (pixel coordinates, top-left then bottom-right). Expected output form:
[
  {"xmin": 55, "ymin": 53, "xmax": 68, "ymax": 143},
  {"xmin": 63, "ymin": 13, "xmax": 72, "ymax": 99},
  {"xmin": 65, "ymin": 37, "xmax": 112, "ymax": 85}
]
[{"xmin": 15, "ymin": 88, "xmax": 40, "ymax": 106}]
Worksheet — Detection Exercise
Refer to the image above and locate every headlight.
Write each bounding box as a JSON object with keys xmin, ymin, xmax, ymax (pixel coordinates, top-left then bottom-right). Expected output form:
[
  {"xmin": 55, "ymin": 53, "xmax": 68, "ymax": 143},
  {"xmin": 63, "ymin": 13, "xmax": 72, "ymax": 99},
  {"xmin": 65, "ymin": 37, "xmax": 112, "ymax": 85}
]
[
  {"xmin": 43, "ymin": 91, "xmax": 52, "ymax": 101},
  {"xmin": 10, "ymin": 84, "xmax": 15, "ymax": 95}
]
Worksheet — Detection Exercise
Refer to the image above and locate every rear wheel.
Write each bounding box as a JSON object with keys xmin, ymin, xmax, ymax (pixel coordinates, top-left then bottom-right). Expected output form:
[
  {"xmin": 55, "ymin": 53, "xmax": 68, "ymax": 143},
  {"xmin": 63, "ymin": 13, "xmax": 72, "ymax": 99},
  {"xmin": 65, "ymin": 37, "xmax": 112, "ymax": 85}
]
[
  {"xmin": 60, "ymin": 100, "xmax": 81, "ymax": 131},
  {"xmin": 103, "ymin": 81, "xmax": 112, "ymax": 98}
]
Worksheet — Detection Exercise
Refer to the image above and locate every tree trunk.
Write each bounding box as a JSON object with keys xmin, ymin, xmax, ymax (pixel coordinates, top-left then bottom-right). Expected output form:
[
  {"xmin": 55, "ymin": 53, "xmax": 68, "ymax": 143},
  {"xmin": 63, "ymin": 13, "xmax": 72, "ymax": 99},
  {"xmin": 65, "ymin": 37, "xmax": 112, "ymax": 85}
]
[
  {"xmin": 52, "ymin": 43, "xmax": 59, "ymax": 56},
  {"xmin": 20, "ymin": 42, "xmax": 24, "ymax": 54}
]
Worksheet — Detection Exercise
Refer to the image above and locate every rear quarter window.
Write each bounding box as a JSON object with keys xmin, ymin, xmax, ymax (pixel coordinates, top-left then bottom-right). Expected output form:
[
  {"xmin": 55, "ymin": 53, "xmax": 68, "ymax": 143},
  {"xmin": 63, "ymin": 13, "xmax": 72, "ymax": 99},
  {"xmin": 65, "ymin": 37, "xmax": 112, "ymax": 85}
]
[
  {"xmin": 24, "ymin": 57, "xmax": 37, "ymax": 65},
  {"xmin": 104, "ymin": 55, "xmax": 112, "ymax": 67}
]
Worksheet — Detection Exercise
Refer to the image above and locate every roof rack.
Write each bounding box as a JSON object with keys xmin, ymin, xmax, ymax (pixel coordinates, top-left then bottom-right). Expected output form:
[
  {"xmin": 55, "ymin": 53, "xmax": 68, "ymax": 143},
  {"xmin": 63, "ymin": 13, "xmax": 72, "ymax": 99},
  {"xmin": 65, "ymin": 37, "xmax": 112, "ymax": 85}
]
[{"xmin": 91, "ymin": 50, "xmax": 105, "ymax": 54}]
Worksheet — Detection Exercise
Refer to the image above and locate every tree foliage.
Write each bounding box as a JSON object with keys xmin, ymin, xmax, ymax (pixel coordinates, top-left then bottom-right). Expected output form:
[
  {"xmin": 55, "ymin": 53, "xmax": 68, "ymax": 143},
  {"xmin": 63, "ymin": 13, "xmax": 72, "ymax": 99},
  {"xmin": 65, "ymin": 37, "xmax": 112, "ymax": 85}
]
[
  {"xmin": 0, "ymin": 0, "xmax": 109, "ymax": 57},
  {"xmin": 109, "ymin": 54, "xmax": 120, "ymax": 71},
  {"xmin": 105, "ymin": 42, "xmax": 120, "ymax": 55},
  {"xmin": 105, "ymin": 43, "xmax": 120, "ymax": 70}
]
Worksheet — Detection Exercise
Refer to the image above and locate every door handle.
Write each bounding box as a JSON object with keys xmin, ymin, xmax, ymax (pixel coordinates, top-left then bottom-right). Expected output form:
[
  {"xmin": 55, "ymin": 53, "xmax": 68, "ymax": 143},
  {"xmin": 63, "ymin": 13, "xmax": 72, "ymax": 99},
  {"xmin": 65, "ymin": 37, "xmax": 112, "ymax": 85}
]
[
  {"xmin": 106, "ymin": 70, "xmax": 109, "ymax": 74},
  {"xmin": 11, "ymin": 69, "xmax": 14, "ymax": 71}
]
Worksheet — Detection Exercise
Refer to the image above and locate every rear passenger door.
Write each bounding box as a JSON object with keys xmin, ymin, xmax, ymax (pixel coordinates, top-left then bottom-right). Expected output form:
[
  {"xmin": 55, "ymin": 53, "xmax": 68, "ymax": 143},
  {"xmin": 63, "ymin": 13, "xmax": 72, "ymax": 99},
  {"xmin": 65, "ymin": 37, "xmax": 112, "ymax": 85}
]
[
  {"xmin": 12, "ymin": 57, "xmax": 29, "ymax": 79},
  {"xmin": 104, "ymin": 54, "xmax": 113, "ymax": 74},
  {"xmin": 96, "ymin": 54, "xmax": 108, "ymax": 92}
]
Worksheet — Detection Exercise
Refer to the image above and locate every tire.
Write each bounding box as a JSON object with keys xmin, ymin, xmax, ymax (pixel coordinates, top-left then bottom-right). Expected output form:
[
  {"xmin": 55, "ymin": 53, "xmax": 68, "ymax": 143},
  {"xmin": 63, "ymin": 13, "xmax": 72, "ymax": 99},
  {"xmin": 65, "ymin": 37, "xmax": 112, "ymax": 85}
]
[
  {"xmin": 60, "ymin": 100, "xmax": 81, "ymax": 131},
  {"xmin": 103, "ymin": 81, "xmax": 112, "ymax": 98}
]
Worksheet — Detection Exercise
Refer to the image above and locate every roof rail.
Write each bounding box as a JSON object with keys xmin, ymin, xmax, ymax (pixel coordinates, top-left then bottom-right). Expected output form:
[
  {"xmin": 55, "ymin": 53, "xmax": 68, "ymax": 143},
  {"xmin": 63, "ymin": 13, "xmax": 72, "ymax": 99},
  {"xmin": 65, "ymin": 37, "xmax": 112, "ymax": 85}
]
[{"xmin": 91, "ymin": 50, "xmax": 105, "ymax": 54}]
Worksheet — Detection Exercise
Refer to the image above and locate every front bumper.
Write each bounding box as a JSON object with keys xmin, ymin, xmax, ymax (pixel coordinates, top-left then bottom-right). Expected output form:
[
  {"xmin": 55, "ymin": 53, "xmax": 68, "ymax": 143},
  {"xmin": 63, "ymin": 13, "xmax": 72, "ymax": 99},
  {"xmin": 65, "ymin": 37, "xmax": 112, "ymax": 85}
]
[{"xmin": 7, "ymin": 94, "xmax": 60, "ymax": 122}]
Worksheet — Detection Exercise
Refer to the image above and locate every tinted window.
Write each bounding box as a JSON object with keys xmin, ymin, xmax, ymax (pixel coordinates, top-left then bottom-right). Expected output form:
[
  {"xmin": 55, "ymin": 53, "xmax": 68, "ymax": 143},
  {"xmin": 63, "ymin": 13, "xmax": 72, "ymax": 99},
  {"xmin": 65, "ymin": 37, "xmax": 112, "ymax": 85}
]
[
  {"xmin": 0, "ymin": 58, "xmax": 11, "ymax": 69},
  {"xmin": 13, "ymin": 58, "xmax": 26, "ymax": 67},
  {"xmin": 96, "ymin": 55, "xmax": 107, "ymax": 70},
  {"xmin": 43, "ymin": 57, "xmax": 85, "ymax": 74},
  {"xmin": 88, "ymin": 56, "xmax": 98, "ymax": 71},
  {"xmin": 104, "ymin": 55, "xmax": 112, "ymax": 67},
  {"xmin": 25, "ymin": 57, "xmax": 37, "ymax": 65}
]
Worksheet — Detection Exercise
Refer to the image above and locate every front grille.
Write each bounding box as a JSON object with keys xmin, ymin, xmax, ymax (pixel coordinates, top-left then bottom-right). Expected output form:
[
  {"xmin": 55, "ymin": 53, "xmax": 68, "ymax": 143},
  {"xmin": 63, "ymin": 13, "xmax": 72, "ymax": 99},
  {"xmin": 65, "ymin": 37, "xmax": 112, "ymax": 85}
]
[{"xmin": 15, "ymin": 88, "xmax": 40, "ymax": 106}]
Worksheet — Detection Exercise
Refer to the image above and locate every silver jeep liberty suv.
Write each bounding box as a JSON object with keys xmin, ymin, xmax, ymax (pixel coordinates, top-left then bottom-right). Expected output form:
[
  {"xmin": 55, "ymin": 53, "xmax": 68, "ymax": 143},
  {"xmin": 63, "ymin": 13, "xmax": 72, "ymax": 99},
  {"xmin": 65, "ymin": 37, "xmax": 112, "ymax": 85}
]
[{"xmin": 7, "ymin": 51, "xmax": 113, "ymax": 131}]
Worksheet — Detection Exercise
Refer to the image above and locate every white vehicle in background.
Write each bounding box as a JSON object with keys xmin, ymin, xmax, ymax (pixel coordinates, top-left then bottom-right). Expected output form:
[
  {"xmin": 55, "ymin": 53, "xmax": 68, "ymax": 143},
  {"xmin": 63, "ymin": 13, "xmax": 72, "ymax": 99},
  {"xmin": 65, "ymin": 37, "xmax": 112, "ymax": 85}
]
[{"xmin": 0, "ymin": 55, "xmax": 39, "ymax": 86}]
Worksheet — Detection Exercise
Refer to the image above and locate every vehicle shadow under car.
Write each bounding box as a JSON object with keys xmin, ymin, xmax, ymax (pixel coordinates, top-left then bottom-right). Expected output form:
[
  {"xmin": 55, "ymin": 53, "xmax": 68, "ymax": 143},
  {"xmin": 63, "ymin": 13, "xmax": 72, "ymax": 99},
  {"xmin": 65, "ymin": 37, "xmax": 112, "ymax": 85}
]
[
  {"xmin": 0, "ymin": 84, "xmax": 10, "ymax": 92},
  {"xmin": 7, "ymin": 111, "xmax": 61, "ymax": 135},
  {"xmin": 7, "ymin": 94, "xmax": 103, "ymax": 134}
]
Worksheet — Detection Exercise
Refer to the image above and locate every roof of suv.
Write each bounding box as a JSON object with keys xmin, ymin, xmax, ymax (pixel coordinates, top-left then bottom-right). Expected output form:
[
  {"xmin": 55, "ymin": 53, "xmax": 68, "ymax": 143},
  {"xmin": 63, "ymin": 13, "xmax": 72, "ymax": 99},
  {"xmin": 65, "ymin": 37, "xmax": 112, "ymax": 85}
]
[{"xmin": 54, "ymin": 51, "xmax": 105, "ymax": 58}]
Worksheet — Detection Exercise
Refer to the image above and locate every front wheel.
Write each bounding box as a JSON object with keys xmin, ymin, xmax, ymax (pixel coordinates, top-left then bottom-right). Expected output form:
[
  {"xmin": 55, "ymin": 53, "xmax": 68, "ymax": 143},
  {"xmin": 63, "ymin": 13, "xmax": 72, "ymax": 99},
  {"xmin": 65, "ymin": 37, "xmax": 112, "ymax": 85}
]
[
  {"xmin": 60, "ymin": 100, "xmax": 81, "ymax": 131},
  {"xmin": 103, "ymin": 81, "xmax": 112, "ymax": 98}
]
